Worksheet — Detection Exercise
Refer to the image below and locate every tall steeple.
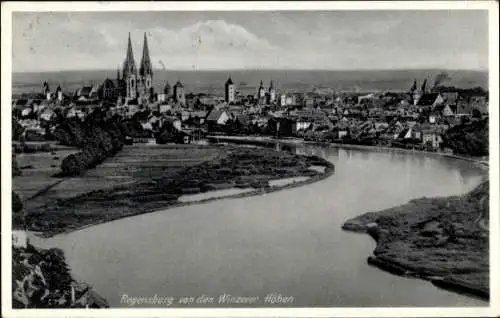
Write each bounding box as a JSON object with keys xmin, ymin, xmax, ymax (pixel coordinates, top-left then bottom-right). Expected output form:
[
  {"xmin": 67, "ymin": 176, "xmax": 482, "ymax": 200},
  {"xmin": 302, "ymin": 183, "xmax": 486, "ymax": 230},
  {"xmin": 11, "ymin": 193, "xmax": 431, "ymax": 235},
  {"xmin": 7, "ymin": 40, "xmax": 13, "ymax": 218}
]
[
  {"xmin": 123, "ymin": 32, "xmax": 137, "ymax": 79},
  {"xmin": 258, "ymin": 80, "xmax": 265, "ymax": 99},
  {"xmin": 421, "ymin": 79, "xmax": 427, "ymax": 94},
  {"xmin": 269, "ymin": 80, "xmax": 276, "ymax": 103},
  {"xmin": 116, "ymin": 65, "xmax": 121, "ymax": 81},
  {"xmin": 139, "ymin": 32, "xmax": 153, "ymax": 77}
]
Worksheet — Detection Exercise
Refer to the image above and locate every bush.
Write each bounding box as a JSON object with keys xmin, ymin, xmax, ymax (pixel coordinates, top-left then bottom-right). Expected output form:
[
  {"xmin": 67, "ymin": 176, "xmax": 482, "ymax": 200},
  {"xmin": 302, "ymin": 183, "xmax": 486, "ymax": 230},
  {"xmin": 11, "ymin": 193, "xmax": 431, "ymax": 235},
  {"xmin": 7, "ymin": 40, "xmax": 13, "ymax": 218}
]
[
  {"xmin": 61, "ymin": 153, "xmax": 84, "ymax": 176},
  {"xmin": 442, "ymin": 118, "xmax": 488, "ymax": 156}
]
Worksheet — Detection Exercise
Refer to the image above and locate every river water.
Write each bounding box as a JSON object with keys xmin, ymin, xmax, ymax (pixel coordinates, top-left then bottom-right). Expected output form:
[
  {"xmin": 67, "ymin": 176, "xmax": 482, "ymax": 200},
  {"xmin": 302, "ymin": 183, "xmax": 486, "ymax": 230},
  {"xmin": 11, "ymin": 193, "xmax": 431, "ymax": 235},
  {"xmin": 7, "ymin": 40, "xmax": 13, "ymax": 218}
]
[{"xmin": 30, "ymin": 144, "xmax": 487, "ymax": 307}]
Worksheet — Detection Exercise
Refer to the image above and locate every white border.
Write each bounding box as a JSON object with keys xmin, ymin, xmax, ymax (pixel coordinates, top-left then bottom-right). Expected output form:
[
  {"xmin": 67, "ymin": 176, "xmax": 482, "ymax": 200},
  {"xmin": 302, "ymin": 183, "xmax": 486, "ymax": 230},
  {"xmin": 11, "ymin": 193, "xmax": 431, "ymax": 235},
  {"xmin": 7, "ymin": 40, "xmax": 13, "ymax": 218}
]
[{"xmin": 2, "ymin": 1, "xmax": 499, "ymax": 317}]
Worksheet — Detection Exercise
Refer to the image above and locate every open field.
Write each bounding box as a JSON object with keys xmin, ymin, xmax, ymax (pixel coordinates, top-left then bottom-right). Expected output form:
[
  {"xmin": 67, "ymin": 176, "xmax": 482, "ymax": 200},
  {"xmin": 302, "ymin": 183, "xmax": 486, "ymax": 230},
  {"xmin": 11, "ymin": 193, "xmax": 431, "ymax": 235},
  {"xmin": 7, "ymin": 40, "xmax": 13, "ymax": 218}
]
[
  {"xmin": 22, "ymin": 144, "xmax": 334, "ymax": 237},
  {"xmin": 13, "ymin": 149, "xmax": 80, "ymax": 202},
  {"xmin": 18, "ymin": 144, "xmax": 221, "ymax": 212},
  {"xmin": 342, "ymin": 180, "xmax": 489, "ymax": 300}
]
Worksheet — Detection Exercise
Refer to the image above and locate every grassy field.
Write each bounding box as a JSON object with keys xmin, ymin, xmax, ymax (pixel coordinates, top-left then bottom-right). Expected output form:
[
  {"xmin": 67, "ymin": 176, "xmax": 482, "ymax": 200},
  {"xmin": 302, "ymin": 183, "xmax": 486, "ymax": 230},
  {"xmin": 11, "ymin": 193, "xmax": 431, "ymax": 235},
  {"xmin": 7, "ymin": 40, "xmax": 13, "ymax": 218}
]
[
  {"xmin": 342, "ymin": 180, "xmax": 489, "ymax": 299},
  {"xmin": 22, "ymin": 143, "xmax": 333, "ymax": 237},
  {"xmin": 18, "ymin": 144, "xmax": 221, "ymax": 212},
  {"xmin": 13, "ymin": 149, "xmax": 80, "ymax": 202}
]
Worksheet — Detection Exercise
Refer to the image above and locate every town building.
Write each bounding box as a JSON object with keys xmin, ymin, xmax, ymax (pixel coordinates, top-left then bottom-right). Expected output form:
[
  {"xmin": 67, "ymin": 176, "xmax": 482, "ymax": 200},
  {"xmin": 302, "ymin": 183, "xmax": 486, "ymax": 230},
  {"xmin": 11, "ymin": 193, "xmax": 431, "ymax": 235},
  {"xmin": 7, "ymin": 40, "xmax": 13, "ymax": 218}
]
[
  {"xmin": 173, "ymin": 80, "xmax": 186, "ymax": 106},
  {"xmin": 207, "ymin": 109, "xmax": 231, "ymax": 125},
  {"xmin": 98, "ymin": 77, "xmax": 122, "ymax": 102},
  {"xmin": 417, "ymin": 93, "xmax": 444, "ymax": 108},
  {"xmin": 257, "ymin": 80, "xmax": 266, "ymax": 103},
  {"xmin": 225, "ymin": 76, "xmax": 235, "ymax": 103},
  {"xmin": 157, "ymin": 82, "xmax": 171, "ymax": 103},
  {"xmin": 42, "ymin": 82, "xmax": 51, "ymax": 100},
  {"xmin": 268, "ymin": 81, "xmax": 276, "ymax": 104},
  {"xmin": 75, "ymin": 84, "xmax": 99, "ymax": 102},
  {"xmin": 456, "ymin": 99, "xmax": 473, "ymax": 116},
  {"xmin": 55, "ymin": 86, "xmax": 63, "ymax": 101},
  {"xmin": 442, "ymin": 92, "xmax": 459, "ymax": 106},
  {"xmin": 422, "ymin": 129, "xmax": 441, "ymax": 149},
  {"xmin": 280, "ymin": 94, "xmax": 287, "ymax": 107}
]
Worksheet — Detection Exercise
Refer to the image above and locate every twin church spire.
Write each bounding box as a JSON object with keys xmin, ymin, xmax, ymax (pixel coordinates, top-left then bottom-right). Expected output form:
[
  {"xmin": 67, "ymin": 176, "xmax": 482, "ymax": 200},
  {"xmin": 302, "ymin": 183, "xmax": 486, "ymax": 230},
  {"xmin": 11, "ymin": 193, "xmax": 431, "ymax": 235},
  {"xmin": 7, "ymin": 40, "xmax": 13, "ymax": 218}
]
[
  {"xmin": 121, "ymin": 32, "xmax": 153, "ymax": 100},
  {"xmin": 123, "ymin": 32, "xmax": 152, "ymax": 79},
  {"xmin": 139, "ymin": 32, "xmax": 153, "ymax": 77}
]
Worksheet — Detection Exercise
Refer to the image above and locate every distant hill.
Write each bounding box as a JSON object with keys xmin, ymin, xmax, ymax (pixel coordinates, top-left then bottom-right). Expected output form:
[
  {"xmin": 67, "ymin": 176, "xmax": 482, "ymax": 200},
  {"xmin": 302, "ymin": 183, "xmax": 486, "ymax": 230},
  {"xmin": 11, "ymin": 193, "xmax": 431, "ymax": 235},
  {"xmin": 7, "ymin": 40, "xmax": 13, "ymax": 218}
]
[{"xmin": 12, "ymin": 69, "xmax": 488, "ymax": 96}]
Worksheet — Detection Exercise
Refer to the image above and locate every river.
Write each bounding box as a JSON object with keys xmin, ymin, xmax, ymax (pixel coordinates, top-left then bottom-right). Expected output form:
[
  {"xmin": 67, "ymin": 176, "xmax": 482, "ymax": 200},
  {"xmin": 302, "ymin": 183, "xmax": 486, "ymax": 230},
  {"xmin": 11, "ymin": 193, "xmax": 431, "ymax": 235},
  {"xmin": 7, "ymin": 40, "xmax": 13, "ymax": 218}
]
[{"xmin": 30, "ymin": 144, "xmax": 487, "ymax": 307}]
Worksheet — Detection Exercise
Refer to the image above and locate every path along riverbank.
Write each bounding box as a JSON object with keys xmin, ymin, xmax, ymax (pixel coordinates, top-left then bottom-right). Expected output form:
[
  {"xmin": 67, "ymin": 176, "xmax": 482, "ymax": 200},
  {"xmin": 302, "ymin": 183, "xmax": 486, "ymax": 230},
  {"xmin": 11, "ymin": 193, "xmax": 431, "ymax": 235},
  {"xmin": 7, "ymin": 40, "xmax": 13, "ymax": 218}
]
[{"xmin": 207, "ymin": 135, "xmax": 490, "ymax": 301}]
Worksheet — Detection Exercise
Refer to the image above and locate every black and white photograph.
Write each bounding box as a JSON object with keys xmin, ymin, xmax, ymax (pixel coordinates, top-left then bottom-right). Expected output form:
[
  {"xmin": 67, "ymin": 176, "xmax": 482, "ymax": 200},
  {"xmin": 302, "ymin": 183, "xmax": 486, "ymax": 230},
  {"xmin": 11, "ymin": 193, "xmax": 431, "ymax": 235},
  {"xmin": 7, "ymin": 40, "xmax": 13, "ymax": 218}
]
[{"xmin": 1, "ymin": 1, "xmax": 499, "ymax": 316}]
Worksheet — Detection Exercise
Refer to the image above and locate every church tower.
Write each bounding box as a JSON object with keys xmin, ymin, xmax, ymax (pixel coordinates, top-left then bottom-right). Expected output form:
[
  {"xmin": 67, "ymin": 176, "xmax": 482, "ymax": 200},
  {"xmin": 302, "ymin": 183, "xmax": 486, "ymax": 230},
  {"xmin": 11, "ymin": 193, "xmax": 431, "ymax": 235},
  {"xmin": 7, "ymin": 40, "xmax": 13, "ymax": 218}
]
[
  {"xmin": 139, "ymin": 32, "xmax": 153, "ymax": 100},
  {"xmin": 269, "ymin": 80, "xmax": 276, "ymax": 104},
  {"xmin": 122, "ymin": 32, "xmax": 138, "ymax": 99},
  {"xmin": 225, "ymin": 76, "xmax": 235, "ymax": 103},
  {"xmin": 173, "ymin": 80, "xmax": 186, "ymax": 106}
]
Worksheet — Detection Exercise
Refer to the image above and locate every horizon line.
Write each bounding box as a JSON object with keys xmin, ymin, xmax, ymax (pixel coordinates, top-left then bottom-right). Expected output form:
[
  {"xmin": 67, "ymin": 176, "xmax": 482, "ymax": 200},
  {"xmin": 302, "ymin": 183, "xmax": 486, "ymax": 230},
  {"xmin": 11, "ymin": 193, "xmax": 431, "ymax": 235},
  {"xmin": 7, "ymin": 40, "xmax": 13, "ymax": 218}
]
[{"xmin": 12, "ymin": 67, "xmax": 489, "ymax": 74}]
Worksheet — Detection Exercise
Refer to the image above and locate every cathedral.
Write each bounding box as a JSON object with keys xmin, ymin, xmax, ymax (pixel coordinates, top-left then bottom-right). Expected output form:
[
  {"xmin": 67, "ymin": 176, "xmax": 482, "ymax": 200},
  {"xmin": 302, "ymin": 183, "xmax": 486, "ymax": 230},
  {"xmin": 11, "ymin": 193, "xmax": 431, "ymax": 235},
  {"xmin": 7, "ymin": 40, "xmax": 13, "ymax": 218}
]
[{"xmin": 101, "ymin": 32, "xmax": 154, "ymax": 104}]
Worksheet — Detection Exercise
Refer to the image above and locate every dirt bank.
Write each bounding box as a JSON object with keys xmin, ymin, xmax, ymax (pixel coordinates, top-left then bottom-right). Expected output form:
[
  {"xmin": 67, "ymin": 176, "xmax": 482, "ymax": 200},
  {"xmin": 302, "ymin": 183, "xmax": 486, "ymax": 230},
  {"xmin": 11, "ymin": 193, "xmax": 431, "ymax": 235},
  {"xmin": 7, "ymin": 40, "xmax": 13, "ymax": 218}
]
[{"xmin": 342, "ymin": 180, "xmax": 489, "ymax": 300}]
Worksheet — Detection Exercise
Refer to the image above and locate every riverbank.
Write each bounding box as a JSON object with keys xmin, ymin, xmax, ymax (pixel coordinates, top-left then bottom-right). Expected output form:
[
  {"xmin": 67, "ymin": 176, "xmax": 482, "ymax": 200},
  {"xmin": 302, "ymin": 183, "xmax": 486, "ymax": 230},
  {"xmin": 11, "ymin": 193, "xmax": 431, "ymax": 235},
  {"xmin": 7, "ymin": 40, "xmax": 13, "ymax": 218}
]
[
  {"xmin": 26, "ymin": 144, "xmax": 334, "ymax": 238},
  {"xmin": 210, "ymin": 135, "xmax": 490, "ymax": 301},
  {"xmin": 206, "ymin": 135, "xmax": 489, "ymax": 169},
  {"xmin": 342, "ymin": 180, "xmax": 489, "ymax": 300}
]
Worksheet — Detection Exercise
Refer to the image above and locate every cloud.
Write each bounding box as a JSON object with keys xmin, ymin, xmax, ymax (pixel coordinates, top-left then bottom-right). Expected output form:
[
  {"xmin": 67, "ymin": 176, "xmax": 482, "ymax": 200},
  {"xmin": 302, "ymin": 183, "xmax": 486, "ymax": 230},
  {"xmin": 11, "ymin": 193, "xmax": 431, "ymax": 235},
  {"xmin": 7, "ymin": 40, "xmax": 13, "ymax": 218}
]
[
  {"xmin": 137, "ymin": 20, "xmax": 278, "ymax": 62},
  {"xmin": 88, "ymin": 19, "xmax": 280, "ymax": 71},
  {"xmin": 11, "ymin": 12, "xmax": 488, "ymax": 72}
]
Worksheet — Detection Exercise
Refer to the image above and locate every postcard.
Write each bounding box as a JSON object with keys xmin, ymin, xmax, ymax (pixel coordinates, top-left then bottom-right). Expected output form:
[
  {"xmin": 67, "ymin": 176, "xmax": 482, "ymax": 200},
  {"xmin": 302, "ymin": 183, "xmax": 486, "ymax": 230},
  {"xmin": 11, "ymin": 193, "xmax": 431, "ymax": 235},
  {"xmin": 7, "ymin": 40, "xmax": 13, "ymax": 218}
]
[{"xmin": 1, "ymin": 1, "xmax": 499, "ymax": 317}]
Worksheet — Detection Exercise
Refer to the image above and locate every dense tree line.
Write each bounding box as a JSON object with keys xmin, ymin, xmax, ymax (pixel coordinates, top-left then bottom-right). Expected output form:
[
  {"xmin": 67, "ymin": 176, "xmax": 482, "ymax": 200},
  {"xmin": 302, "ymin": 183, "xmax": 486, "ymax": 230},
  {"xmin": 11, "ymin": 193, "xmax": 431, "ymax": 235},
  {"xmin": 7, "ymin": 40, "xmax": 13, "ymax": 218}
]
[
  {"xmin": 442, "ymin": 118, "xmax": 489, "ymax": 157},
  {"xmin": 56, "ymin": 109, "xmax": 126, "ymax": 176}
]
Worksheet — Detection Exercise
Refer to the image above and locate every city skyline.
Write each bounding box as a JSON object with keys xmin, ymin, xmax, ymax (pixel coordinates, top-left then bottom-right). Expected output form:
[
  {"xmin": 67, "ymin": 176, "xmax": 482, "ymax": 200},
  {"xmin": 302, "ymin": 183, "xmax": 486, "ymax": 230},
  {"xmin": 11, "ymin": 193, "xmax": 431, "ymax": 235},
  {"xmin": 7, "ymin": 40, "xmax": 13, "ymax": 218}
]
[{"xmin": 13, "ymin": 10, "xmax": 488, "ymax": 72}]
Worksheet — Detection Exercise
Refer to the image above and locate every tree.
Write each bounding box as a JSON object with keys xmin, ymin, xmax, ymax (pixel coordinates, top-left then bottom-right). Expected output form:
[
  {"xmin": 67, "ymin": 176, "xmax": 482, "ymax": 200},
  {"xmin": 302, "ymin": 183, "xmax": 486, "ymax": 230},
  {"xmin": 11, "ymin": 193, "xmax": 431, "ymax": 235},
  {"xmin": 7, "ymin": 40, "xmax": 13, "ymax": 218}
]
[{"xmin": 472, "ymin": 108, "xmax": 482, "ymax": 119}]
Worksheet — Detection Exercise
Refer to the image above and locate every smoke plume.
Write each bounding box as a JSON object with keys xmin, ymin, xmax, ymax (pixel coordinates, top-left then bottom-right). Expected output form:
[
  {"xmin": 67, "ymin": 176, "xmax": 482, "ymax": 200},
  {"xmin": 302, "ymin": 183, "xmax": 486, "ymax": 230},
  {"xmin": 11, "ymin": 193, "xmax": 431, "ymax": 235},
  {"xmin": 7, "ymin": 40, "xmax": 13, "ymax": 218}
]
[
  {"xmin": 433, "ymin": 72, "xmax": 451, "ymax": 87},
  {"xmin": 158, "ymin": 59, "xmax": 166, "ymax": 70}
]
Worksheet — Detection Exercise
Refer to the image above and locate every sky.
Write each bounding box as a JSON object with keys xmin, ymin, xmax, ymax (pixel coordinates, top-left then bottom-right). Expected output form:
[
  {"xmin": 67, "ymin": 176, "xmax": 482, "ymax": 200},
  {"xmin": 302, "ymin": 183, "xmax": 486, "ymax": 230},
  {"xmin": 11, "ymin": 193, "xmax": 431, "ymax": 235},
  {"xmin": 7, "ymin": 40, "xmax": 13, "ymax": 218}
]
[{"xmin": 12, "ymin": 10, "xmax": 489, "ymax": 72}]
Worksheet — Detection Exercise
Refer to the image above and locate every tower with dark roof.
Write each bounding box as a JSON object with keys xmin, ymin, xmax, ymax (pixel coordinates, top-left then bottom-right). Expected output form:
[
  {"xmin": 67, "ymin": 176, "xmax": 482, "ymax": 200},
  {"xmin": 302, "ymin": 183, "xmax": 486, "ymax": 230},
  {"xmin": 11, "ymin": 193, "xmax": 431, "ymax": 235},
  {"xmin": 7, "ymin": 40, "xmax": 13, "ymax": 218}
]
[
  {"xmin": 258, "ymin": 80, "xmax": 266, "ymax": 99},
  {"xmin": 173, "ymin": 80, "xmax": 185, "ymax": 106},
  {"xmin": 225, "ymin": 76, "xmax": 235, "ymax": 103},
  {"xmin": 56, "ymin": 85, "xmax": 63, "ymax": 101},
  {"xmin": 122, "ymin": 32, "xmax": 138, "ymax": 99},
  {"xmin": 139, "ymin": 32, "xmax": 153, "ymax": 100},
  {"xmin": 164, "ymin": 81, "xmax": 171, "ymax": 96},
  {"xmin": 269, "ymin": 80, "xmax": 276, "ymax": 103},
  {"xmin": 42, "ymin": 81, "xmax": 51, "ymax": 100}
]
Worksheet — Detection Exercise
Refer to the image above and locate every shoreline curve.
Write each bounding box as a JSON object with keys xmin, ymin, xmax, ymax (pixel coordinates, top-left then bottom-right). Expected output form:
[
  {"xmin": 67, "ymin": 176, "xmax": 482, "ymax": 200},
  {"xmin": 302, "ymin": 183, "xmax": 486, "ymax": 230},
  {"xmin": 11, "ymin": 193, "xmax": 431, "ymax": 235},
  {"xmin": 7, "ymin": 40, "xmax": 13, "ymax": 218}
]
[
  {"xmin": 34, "ymin": 148, "xmax": 335, "ymax": 239},
  {"xmin": 206, "ymin": 135, "xmax": 489, "ymax": 301}
]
